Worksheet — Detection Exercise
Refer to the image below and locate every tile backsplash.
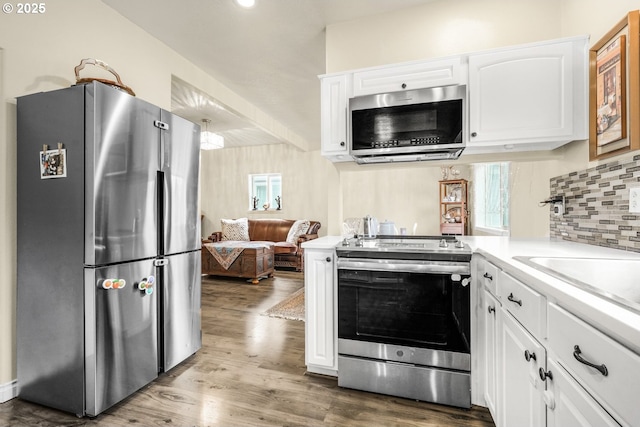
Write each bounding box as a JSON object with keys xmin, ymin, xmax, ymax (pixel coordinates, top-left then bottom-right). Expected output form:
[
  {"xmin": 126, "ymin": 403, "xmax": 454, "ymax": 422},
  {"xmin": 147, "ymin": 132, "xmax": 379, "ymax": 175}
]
[{"xmin": 550, "ymin": 154, "xmax": 640, "ymax": 252}]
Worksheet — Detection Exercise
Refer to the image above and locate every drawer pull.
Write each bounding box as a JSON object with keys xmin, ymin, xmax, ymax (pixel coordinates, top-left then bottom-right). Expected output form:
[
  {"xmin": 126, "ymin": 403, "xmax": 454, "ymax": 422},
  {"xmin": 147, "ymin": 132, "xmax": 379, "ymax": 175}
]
[
  {"xmin": 488, "ymin": 306, "xmax": 495, "ymax": 314},
  {"xmin": 507, "ymin": 293, "xmax": 523, "ymax": 306},
  {"xmin": 539, "ymin": 367, "xmax": 553, "ymax": 382},
  {"xmin": 483, "ymin": 272, "xmax": 493, "ymax": 280},
  {"xmin": 573, "ymin": 345, "xmax": 608, "ymax": 376},
  {"xmin": 524, "ymin": 350, "xmax": 537, "ymax": 362}
]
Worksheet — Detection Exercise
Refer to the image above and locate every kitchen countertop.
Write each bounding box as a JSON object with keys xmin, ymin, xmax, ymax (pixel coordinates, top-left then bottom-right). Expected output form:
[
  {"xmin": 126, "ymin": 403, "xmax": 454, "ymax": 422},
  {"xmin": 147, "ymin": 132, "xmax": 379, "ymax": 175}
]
[
  {"xmin": 302, "ymin": 235, "xmax": 344, "ymax": 249},
  {"xmin": 305, "ymin": 235, "xmax": 640, "ymax": 355},
  {"xmin": 463, "ymin": 236, "xmax": 640, "ymax": 355}
]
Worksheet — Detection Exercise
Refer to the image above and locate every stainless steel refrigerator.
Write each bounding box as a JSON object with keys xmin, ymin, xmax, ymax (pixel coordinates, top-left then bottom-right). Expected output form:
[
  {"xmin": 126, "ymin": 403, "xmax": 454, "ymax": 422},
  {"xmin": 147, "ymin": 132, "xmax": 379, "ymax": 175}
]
[{"xmin": 16, "ymin": 81, "xmax": 202, "ymax": 417}]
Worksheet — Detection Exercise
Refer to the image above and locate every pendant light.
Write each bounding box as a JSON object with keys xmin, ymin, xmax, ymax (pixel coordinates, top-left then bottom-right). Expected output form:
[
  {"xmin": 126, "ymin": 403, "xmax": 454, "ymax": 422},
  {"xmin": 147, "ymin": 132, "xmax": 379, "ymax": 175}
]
[
  {"xmin": 200, "ymin": 118, "xmax": 224, "ymax": 150},
  {"xmin": 236, "ymin": 0, "xmax": 255, "ymax": 8}
]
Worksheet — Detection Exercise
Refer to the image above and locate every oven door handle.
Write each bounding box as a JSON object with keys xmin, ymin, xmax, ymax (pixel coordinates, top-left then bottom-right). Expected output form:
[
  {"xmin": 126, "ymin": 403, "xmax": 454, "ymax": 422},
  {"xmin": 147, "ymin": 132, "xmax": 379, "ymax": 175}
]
[{"xmin": 337, "ymin": 258, "xmax": 470, "ymax": 275}]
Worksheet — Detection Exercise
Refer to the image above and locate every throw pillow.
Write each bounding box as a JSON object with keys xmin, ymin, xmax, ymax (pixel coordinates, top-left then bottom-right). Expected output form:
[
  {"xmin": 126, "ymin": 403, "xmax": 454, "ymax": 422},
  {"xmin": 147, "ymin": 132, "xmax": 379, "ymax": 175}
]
[
  {"xmin": 221, "ymin": 218, "xmax": 250, "ymax": 241},
  {"xmin": 286, "ymin": 220, "xmax": 310, "ymax": 245}
]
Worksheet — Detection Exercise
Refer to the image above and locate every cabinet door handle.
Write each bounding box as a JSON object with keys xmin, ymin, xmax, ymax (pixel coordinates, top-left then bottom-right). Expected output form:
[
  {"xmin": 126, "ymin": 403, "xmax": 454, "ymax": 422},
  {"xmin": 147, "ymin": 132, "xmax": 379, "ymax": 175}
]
[
  {"xmin": 487, "ymin": 306, "xmax": 495, "ymax": 314},
  {"xmin": 325, "ymin": 257, "xmax": 332, "ymax": 262},
  {"xmin": 573, "ymin": 345, "xmax": 608, "ymax": 376},
  {"xmin": 524, "ymin": 350, "xmax": 537, "ymax": 362},
  {"xmin": 539, "ymin": 367, "xmax": 553, "ymax": 382},
  {"xmin": 340, "ymin": 141, "xmax": 345, "ymax": 146},
  {"xmin": 401, "ymin": 83, "xmax": 407, "ymax": 89},
  {"xmin": 471, "ymin": 132, "xmax": 478, "ymax": 137},
  {"xmin": 483, "ymin": 272, "xmax": 493, "ymax": 280},
  {"xmin": 507, "ymin": 293, "xmax": 523, "ymax": 306}
]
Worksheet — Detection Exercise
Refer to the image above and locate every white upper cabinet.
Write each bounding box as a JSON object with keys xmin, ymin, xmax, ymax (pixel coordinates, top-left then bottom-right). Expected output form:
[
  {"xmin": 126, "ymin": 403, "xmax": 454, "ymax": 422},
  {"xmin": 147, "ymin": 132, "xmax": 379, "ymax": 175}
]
[
  {"xmin": 352, "ymin": 57, "xmax": 463, "ymax": 97},
  {"xmin": 319, "ymin": 35, "xmax": 589, "ymax": 162},
  {"xmin": 320, "ymin": 74, "xmax": 352, "ymax": 162},
  {"xmin": 466, "ymin": 36, "xmax": 589, "ymax": 154}
]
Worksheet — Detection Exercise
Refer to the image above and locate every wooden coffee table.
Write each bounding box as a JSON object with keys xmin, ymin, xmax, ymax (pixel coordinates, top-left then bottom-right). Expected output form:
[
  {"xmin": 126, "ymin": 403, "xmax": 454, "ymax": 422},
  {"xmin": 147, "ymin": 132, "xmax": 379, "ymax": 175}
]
[{"xmin": 202, "ymin": 242, "xmax": 275, "ymax": 284}]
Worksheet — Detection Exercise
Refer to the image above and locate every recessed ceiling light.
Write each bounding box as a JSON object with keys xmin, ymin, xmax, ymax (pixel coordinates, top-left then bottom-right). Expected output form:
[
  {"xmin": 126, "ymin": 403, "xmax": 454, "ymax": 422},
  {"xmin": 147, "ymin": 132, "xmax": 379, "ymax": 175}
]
[{"xmin": 236, "ymin": 0, "xmax": 255, "ymax": 8}]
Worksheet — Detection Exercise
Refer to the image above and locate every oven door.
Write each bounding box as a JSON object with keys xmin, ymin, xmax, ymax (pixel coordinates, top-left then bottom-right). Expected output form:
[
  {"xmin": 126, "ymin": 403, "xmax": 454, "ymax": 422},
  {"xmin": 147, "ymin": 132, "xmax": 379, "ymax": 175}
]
[{"xmin": 337, "ymin": 258, "xmax": 470, "ymax": 369}]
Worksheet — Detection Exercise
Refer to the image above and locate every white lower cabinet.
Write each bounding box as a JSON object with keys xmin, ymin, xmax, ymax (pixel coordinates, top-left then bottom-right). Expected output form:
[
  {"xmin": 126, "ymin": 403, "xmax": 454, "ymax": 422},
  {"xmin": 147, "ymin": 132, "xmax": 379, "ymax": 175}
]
[
  {"xmin": 498, "ymin": 308, "xmax": 546, "ymax": 427},
  {"xmin": 304, "ymin": 248, "xmax": 337, "ymax": 376},
  {"xmin": 480, "ymin": 264, "xmax": 633, "ymax": 427},
  {"xmin": 482, "ymin": 289, "xmax": 500, "ymax": 420},
  {"xmin": 548, "ymin": 302, "xmax": 640, "ymax": 426},
  {"xmin": 546, "ymin": 358, "xmax": 620, "ymax": 427}
]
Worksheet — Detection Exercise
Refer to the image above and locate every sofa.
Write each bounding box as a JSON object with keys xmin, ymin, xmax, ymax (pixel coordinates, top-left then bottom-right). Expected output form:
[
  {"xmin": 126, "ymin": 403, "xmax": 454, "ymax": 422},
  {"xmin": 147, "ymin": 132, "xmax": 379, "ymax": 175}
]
[{"xmin": 207, "ymin": 218, "xmax": 321, "ymax": 272}]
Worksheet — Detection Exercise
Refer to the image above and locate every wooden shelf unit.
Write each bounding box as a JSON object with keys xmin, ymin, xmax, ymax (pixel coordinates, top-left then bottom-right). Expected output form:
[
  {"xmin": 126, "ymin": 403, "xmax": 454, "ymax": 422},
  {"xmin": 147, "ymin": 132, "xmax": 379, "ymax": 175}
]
[{"xmin": 439, "ymin": 179, "xmax": 468, "ymax": 235}]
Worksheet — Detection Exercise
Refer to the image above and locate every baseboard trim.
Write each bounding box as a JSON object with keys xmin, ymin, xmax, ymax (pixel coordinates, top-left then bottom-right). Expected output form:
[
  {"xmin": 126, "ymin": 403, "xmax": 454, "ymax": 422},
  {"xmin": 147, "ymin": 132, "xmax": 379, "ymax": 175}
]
[{"xmin": 0, "ymin": 379, "xmax": 17, "ymax": 403}]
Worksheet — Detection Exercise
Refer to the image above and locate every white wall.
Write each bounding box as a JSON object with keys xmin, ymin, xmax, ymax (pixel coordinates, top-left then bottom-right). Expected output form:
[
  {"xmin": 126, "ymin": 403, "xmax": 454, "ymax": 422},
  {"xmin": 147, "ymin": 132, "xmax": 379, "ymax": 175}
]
[
  {"xmin": 340, "ymin": 164, "xmax": 470, "ymax": 236},
  {"xmin": 200, "ymin": 144, "xmax": 335, "ymax": 238},
  {"xmin": 325, "ymin": 0, "xmax": 562, "ymax": 73}
]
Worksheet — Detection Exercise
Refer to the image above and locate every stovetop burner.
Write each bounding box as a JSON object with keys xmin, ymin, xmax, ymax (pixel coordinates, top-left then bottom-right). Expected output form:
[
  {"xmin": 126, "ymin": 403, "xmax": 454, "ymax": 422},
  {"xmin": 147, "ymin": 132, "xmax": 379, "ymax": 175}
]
[{"xmin": 336, "ymin": 235, "xmax": 471, "ymax": 262}]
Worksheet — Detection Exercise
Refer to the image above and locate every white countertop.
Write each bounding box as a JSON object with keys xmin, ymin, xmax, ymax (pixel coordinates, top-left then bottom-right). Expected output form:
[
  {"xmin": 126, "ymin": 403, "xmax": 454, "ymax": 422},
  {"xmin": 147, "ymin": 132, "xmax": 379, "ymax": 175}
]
[
  {"xmin": 302, "ymin": 235, "xmax": 344, "ymax": 249},
  {"xmin": 463, "ymin": 236, "xmax": 640, "ymax": 355},
  {"xmin": 305, "ymin": 235, "xmax": 640, "ymax": 354}
]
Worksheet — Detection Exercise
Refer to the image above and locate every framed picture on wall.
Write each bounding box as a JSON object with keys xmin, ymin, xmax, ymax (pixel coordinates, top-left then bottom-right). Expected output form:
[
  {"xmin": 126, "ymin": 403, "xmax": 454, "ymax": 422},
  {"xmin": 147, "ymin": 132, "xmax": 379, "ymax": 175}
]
[
  {"xmin": 589, "ymin": 11, "xmax": 640, "ymax": 160},
  {"xmin": 595, "ymin": 34, "xmax": 626, "ymax": 147}
]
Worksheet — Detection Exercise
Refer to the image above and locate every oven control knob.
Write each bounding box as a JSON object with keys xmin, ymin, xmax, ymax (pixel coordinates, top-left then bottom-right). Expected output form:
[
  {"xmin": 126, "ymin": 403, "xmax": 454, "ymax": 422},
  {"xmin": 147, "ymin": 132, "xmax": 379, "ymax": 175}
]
[
  {"xmin": 455, "ymin": 239, "xmax": 465, "ymax": 249},
  {"xmin": 439, "ymin": 239, "xmax": 448, "ymax": 248},
  {"xmin": 397, "ymin": 350, "xmax": 404, "ymax": 357}
]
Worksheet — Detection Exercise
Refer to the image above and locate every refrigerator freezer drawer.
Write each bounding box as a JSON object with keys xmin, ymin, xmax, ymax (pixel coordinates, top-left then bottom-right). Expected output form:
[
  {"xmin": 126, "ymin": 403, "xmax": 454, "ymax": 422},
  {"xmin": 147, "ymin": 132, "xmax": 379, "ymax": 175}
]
[
  {"xmin": 85, "ymin": 260, "xmax": 159, "ymax": 416},
  {"xmin": 162, "ymin": 251, "xmax": 202, "ymax": 371}
]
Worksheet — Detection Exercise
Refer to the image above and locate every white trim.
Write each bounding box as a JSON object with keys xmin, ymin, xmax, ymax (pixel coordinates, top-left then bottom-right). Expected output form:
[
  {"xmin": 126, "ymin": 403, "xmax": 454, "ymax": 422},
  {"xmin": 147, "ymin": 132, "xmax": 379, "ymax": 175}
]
[{"xmin": 0, "ymin": 379, "xmax": 18, "ymax": 403}]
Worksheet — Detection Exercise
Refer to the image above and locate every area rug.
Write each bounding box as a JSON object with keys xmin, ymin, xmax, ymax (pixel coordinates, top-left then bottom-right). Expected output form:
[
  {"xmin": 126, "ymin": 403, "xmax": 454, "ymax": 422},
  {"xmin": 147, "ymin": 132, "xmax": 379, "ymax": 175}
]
[{"xmin": 261, "ymin": 287, "xmax": 305, "ymax": 321}]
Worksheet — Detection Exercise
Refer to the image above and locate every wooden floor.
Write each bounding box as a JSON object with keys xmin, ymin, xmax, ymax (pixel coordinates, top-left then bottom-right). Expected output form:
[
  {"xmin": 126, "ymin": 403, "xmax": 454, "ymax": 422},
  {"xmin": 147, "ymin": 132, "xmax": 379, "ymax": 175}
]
[{"xmin": 1, "ymin": 271, "xmax": 496, "ymax": 426}]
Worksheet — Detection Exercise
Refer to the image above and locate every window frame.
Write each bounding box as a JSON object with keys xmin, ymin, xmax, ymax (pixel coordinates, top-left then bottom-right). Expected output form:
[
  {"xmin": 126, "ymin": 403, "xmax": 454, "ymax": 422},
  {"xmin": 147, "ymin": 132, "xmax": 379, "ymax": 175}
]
[
  {"xmin": 248, "ymin": 173, "xmax": 282, "ymax": 211},
  {"xmin": 472, "ymin": 162, "xmax": 510, "ymax": 236}
]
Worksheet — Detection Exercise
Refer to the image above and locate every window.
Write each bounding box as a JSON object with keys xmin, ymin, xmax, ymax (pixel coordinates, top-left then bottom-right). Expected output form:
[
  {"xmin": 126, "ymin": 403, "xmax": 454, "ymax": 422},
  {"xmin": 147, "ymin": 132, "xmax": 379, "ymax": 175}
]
[
  {"xmin": 249, "ymin": 173, "xmax": 282, "ymax": 210},
  {"xmin": 473, "ymin": 162, "xmax": 510, "ymax": 235}
]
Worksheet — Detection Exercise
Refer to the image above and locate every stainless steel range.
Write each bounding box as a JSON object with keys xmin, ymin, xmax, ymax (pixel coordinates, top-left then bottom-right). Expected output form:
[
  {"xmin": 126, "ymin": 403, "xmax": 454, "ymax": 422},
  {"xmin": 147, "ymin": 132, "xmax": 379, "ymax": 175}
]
[{"xmin": 336, "ymin": 235, "xmax": 472, "ymax": 408}]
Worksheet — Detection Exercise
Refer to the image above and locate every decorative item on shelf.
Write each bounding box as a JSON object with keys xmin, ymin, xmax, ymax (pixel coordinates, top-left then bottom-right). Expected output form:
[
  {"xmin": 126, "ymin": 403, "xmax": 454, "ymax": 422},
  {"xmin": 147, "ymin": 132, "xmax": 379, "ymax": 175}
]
[
  {"xmin": 449, "ymin": 166, "xmax": 461, "ymax": 178},
  {"xmin": 441, "ymin": 166, "xmax": 449, "ymax": 180},
  {"xmin": 275, "ymin": 196, "xmax": 281, "ymax": 210},
  {"xmin": 252, "ymin": 196, "xmax": 259, "ymax": 211},
  {"xmin": 451, "ymin": 185, "xmax": 462, "ymax": 202},
  {"xmin": 263, "ymin": 202, "xmax": 270, "ymax": 210}
]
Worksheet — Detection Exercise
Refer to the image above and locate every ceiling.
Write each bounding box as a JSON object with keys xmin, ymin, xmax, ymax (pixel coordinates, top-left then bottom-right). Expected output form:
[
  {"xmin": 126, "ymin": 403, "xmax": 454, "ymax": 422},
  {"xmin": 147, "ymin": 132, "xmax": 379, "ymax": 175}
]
[{"xmin": 101, "ymin": 0, "xmax": 434, "ymax": 150}]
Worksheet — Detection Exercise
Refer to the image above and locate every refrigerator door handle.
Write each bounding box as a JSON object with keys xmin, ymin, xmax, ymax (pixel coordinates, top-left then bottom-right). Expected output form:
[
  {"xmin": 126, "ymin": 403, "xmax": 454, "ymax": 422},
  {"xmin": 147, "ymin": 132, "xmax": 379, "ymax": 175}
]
[
  {"xmin": 154, "ymin": 259, "xmax": 169, "ymax": 267},
  {"xmin": 154, "ymin": 120, "xmax": 169, "ymax": 130}
]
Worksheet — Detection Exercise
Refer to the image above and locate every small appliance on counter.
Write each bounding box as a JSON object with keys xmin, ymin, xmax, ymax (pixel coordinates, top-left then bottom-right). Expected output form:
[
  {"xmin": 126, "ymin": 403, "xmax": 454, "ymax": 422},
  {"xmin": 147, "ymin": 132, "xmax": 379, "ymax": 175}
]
[
  {"xmin": 362, "ymin": 215, "xmax": 378, "ymax": 238},
  {"xmin": 378, "ymin": 220, "xmax": 397, "ymax": 235}
]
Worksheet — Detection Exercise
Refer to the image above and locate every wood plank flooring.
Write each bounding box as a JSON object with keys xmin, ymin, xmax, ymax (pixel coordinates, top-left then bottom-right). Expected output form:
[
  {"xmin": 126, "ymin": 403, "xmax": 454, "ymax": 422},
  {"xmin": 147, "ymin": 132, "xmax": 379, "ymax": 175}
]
[{"xmin": 0, "ymin": 271, "xmax": 496, "ymax": 426}]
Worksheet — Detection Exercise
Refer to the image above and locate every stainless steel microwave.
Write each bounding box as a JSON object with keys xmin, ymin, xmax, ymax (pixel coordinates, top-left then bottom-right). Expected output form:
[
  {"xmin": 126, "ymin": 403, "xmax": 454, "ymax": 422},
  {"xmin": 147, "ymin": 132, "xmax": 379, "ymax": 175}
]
[{"xmin": 348, "ymin": 85, "xmax": 466, "ymax": 164}]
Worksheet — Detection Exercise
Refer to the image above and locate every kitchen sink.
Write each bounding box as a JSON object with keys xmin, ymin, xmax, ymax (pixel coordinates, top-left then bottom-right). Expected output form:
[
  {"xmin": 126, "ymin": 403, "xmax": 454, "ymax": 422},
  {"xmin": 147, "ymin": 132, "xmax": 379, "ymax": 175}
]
[{"xmin": 513, "ymin": 256, "xmax": 640, "ymax": 313}]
